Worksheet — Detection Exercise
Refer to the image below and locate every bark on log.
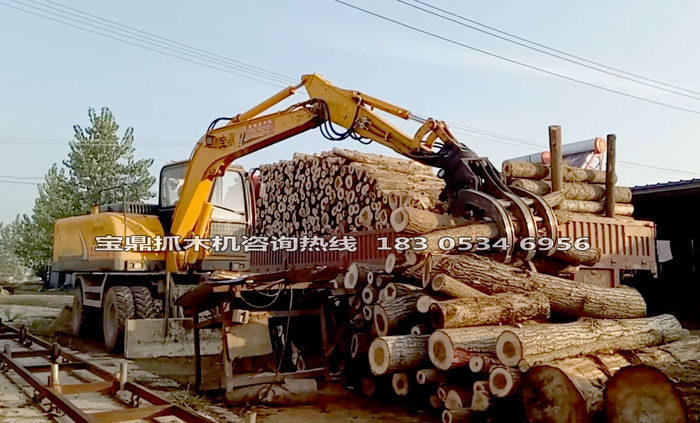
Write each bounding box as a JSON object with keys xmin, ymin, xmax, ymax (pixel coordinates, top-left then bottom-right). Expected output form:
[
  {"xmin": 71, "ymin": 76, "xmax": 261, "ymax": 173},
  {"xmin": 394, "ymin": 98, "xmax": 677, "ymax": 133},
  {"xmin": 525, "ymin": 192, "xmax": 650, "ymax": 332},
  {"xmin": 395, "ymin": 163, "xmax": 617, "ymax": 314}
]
[
  {"xmin": 429, "ymin": 293, "xmax": 550, "ymax": 329},
  {"xmin": 431, "ymin": 273, "xmax": 488, "ymax": 298},
  {"xmin": 510, "ymin": 179, "xmax": 632, "ymax": 202},
  {"xmin": 496, "ymin": 314, "xmax": 688, "ymax": 368},
  {"xmin": 532, "ymin": 258, "xmax": 580, "ymax": 276},
  {"xmin": 502, "ymin": 161, "xmax": 614, "ymax": 184},
  {"xmin": 345, "ymin": 262, "xmax": 384, "ymax": 289},
  {"xmin": 390, "ymin": 206, "xmax": 466, "ymax": 234},
  {"xmin": 560, "ymin": 199, "xmax": 634, "ymax": 216},
  {"xmin": 373, "ymin": 294, "xmax": 421, "ymax": 336},
  {"xmin": 552, "ymin": 246, "xmax": 602, "ymax": 267},
  {"xmin": 429, "ymin": 326, "xmax": 513, "ymax": 370},
  {"xmin": 488, "ymin": 366, "xmax": 521, "ymax": 398},
  {"xmin": 334, "ymin": 148, "xmax": 434, "ymax": 176},
  {"xmin": 605, "ymin": 361, "xmax": 700, "ymax": 423},
  {"xmin": 542, "ymin": 190, "xmax": 565, "ymax": 208},
  {"xmin": 521, "ymin": 353, "xmax": 630, "ymax": 423},
  {"xmin": 425, "ymin": 254, "xmax": 646, "ymax": 319},
  {"xmin": 417, "ymin": 223, "xmax": 501, "ymax": 255},
  {"xmin": 520, "ymin": 337, "xmax": 700, "ymax": 423},
  {"xmin": 368, "ymin": 335, "xmax": 429, "ymax": 375},
  {"xmin": 383, "ymin": 282, "xmax": 421, "ymax": 300}
]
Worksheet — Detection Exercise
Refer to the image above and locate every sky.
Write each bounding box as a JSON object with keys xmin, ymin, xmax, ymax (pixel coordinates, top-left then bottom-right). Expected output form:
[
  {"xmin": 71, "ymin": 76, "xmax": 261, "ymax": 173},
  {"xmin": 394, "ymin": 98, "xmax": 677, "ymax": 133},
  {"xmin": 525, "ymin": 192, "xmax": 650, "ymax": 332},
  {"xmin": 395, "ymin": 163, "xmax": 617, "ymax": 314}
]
[{"xmin": 1, "ymin": 0, "xmax": 700, "ymax": 223}]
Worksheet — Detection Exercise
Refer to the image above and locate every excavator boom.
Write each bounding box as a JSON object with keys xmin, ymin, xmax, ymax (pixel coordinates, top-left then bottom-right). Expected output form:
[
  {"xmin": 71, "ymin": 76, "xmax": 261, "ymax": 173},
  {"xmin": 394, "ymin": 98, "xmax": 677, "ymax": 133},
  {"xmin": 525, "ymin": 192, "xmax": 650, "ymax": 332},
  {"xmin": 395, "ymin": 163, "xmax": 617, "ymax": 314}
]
[{"xmin": 167, "ymin": 73, "xmax": 554, "ymax": 272}]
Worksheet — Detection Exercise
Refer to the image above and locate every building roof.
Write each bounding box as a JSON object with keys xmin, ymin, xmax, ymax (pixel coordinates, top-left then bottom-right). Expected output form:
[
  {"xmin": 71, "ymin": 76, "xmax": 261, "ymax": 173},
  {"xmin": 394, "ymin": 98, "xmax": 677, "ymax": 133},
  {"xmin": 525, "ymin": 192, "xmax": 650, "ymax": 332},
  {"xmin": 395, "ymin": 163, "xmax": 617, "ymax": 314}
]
[{"xmin": 632, "ymin": 178, "xmax": 700, "ymax": 197}]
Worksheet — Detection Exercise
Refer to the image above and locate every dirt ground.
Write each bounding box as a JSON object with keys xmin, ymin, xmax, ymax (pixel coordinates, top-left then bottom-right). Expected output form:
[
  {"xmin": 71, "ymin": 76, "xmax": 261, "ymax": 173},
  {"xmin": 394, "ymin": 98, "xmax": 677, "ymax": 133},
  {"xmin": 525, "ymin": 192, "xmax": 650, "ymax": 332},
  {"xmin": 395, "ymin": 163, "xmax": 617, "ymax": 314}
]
[{"xmin": 0, "ymin": 293, "xmax": 433, "ymax": 423}]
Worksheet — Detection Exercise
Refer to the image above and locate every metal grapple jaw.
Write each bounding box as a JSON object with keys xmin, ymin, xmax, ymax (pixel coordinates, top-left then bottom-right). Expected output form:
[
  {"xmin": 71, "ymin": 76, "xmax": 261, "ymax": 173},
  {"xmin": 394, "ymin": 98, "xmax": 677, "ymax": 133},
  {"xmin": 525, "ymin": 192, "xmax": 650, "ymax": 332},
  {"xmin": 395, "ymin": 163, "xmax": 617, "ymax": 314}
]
[{"xmin": 416, "ymin": 141, "xmax": 558, "ymax": 264}]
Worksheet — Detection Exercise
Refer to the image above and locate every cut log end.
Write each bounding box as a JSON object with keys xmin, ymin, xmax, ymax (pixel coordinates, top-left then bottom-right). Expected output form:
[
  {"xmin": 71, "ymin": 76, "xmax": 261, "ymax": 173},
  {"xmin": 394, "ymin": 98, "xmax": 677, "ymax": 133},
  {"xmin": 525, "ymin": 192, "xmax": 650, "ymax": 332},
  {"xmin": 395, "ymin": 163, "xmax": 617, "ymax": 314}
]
[
  {"xmin": 362, "ymin": 305, "xmax": 373, "ymax": 321},
  {"xmin": 361, "ymin": 286, "xmax": 375, "ymax": 304},
  {"xmin": 421, "ymin": 255, "xmax": 433, "ymax": 288},
  {"xmin": 391, "ymin": 373, "xmax": 410, "ymax": 396},
  {"xmin": 431, "ymin": 273, "xmax": 448, "ymax": 291},
  {"xmin": 489, "ymin": 366, "xmax": 520, "ymax": 398},
  {"xmin": 429, "ymin": 394, "xmax": 443, "ymax": 409},
  {"xmin": 368, "ymin": 338, "xmax": 390, "ymax": 375},
  {"xmin": 442, "ymin": 409, "xmax": 471, "ymax": 423},
  {"xmin": 471, "ymin": 381, "xmax": 491, "ymax": 412},
  {"xmin": 390, "ymin": 207, "xmax": 409, "ymax": 232},
  {"xmin": 351, "ymin": 333, "xmax": 368, "ymax": 359},
  {"xmin": 344, "ymin": 264, "xmax": 358, "ymax": 289},
  {"xmin": 604, "ymin": 365, "xmax": 689, "ymax": 423},
  {"xmin": 373, "ymin": 305, "xmax": 389, "ymax": 337},
  {"xmin": 384, "ymin": 253, "xmax": 396, "ymax": 274},
  {"xmin": 404, "ymin": 250, "xmax": 419, "ymax": 266},
  {"xmin": 469, "ymin": 355, "xmax": 485, "ymax": 373},
  {"xmin": 417, "ymin": 295, "xmax": 434, "ymax": 314},
  {"xmin": 445, "ymin": 387, "xmax": 472, "ymax": 410},
  {"xmin": 496, "ymin": 330, "xmax": 522, "ymax": 367},
  {"xmin": 428, "ymin": 331, "xmax": 453, "ymax": 371},
  {"xmin": 521, "ymin": 365, "xmax": 591, "ymax": 423}
]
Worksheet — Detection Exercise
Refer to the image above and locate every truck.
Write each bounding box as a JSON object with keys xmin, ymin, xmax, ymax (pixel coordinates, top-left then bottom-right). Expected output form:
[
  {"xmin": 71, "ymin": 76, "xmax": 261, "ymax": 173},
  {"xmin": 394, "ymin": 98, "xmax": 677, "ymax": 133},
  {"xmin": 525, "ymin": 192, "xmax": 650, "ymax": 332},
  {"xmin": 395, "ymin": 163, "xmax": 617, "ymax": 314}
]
[{"xmin": 50, "ymin": 74, "xmax": 657, "ymax": 355}]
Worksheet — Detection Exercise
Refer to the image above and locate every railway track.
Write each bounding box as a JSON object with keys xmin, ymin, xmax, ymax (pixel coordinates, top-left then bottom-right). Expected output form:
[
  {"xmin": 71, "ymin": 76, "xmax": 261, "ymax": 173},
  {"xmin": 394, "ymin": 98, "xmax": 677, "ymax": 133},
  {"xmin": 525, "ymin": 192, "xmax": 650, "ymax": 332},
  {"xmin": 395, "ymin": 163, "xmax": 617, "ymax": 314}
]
[{"xmin": 0, "ymin": 321, "xmax": 218, "ymax": 423}]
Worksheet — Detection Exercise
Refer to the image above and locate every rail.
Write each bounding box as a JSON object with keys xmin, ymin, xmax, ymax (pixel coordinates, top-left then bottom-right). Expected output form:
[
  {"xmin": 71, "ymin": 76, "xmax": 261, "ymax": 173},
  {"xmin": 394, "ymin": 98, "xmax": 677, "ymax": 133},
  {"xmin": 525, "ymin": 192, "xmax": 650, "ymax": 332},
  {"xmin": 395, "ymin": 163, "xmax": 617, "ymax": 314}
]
[{"xmin": 0, "ymin": 321, "xmax": 218, "ymax": 423}]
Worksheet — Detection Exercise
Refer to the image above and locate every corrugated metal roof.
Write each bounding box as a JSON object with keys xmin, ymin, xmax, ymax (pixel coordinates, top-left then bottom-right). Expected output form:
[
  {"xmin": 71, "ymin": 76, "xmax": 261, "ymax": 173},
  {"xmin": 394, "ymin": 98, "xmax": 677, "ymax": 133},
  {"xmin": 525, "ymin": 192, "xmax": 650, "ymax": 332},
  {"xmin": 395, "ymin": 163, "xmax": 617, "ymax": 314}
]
[{"xmin": 632, "ymin": 178, "xmax": 700, "ymax": 195}]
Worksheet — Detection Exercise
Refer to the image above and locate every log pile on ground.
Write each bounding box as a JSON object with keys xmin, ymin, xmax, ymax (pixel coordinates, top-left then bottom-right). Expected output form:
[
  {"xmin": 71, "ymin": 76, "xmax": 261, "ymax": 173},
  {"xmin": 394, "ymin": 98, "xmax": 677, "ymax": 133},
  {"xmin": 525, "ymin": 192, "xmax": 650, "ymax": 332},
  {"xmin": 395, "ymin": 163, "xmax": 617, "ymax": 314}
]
[
  {"xmin": 250, "ymin": 150, "xmax": 682, "ymax": 422},
  {"xmin": 342, "ymin": 249, "xmax": 683, "ymax": 423}
]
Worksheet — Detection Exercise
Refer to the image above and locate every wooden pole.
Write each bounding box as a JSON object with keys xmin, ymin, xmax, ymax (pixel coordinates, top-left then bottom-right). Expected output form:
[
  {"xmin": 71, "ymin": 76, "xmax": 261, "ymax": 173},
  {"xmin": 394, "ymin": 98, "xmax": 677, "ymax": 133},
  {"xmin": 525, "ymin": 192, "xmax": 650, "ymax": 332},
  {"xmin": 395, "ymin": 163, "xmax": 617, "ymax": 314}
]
[
  {"xmin": 496, "ymin": 314, "xmax": 687, "ymax": 369},
  {"xmin": 605, "ymin": 134, "xmax": 617, "ymax": 217},
  {"xmin": 549, "ymin": 125, "xmax": 563, "ymax": 193}
]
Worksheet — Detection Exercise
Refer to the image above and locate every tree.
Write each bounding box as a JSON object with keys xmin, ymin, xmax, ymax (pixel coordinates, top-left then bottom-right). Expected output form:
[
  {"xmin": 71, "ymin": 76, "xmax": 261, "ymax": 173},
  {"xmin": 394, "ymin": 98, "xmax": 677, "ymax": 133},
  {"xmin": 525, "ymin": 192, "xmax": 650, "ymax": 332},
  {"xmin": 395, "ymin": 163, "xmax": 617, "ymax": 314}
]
[
  {"xmin": 0, "ymin": 217, "xmax": 30, "ymax": 281},
  {"xmin": 66, "ymin": 107, "xmax": 155, "ymax": 210},
  {"xmin": 14, "ymin": 107, "xmax": 156, "ymax": 275}
]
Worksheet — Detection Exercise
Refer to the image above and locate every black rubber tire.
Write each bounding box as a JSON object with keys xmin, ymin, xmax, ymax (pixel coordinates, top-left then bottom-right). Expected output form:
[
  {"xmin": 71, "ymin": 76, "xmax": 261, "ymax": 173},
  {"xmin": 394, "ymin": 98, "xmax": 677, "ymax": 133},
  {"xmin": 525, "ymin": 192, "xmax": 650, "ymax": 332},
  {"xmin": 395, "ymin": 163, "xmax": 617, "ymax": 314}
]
[
  {"xmin": 72, "ymin": 283, "xmax": 88, "ymax": 337},
  {"xmin": 102, "ymin": 286, "xmax": 134, "ymax": 352},
  {"xmin": 130, "ymin": 286, "xmax": 156, "ymax": 319}
]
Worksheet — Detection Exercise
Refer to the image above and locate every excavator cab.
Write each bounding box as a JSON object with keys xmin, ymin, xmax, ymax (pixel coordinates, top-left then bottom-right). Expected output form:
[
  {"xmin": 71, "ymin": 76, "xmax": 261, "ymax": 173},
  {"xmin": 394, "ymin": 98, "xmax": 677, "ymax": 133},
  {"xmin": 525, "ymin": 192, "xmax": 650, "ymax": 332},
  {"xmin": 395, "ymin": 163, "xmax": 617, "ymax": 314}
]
[{"xmin": 158, "ymin": 161, "xmax": 254, "ymax": 271}]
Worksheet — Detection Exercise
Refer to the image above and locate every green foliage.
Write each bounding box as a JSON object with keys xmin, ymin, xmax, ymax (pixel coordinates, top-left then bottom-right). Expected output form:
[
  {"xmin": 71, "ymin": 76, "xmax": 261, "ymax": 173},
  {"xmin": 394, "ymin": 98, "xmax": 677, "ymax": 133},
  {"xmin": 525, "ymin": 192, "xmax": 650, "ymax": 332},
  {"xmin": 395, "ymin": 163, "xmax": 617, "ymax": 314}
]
[
  {"xmin": 0, "ymin": 216, "xmax": 30, "ymax": 280},
  {"xmin": 66, "ymin": 107, "xmax": 155, "ymax": 210},
  {"xmin": 13, "ymin": 107, "xmax": 156, "ymax": 275}
]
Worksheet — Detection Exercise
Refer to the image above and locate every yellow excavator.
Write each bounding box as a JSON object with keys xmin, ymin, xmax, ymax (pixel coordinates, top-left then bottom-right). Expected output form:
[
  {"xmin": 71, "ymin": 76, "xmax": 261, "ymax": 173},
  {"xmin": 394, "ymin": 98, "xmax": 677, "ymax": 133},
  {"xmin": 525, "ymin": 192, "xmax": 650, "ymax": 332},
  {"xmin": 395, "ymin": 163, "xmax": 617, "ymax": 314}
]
[{"xmin": 50, "ymin": 74, "xmax": 647, "ymax": 355}]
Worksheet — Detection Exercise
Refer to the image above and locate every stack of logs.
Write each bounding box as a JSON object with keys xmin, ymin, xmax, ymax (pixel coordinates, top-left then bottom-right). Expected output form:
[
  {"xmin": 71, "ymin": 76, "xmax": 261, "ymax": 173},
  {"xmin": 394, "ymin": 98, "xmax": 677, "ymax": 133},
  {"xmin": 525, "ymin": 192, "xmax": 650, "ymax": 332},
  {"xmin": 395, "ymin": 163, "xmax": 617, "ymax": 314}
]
[
  {"xmin": 345, "ymin": 252, "xmax": 700, "ymax": 423},
  {"xmin": 255, "ymin": 148, "xmax": 445, "ymax": 236},
  {"xmin": 255, "ymin": 150, "xmax": 698, "ymax": 421},
  {"xmin": 502, "ymin": 160, "xmax": 635, "ymax": 216}
]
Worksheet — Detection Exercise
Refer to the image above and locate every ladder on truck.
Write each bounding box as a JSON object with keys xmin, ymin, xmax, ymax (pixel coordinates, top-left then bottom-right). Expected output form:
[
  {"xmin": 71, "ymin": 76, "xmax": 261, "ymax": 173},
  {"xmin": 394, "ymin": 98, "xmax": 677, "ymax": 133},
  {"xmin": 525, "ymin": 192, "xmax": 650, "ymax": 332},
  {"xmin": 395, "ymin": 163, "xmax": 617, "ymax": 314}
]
[{"xmin": 0, "ymin": 321, "xmax": 218, "ymax": 423}]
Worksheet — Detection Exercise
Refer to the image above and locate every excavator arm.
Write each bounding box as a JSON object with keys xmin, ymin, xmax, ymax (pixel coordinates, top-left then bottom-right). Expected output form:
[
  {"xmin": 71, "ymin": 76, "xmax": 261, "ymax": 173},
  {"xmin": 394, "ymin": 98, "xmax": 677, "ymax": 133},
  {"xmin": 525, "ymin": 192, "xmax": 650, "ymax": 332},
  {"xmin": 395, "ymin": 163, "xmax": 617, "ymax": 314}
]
[{"xmin": 167, "ymin": 74, "xmax": 556, "ymax": 272}]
